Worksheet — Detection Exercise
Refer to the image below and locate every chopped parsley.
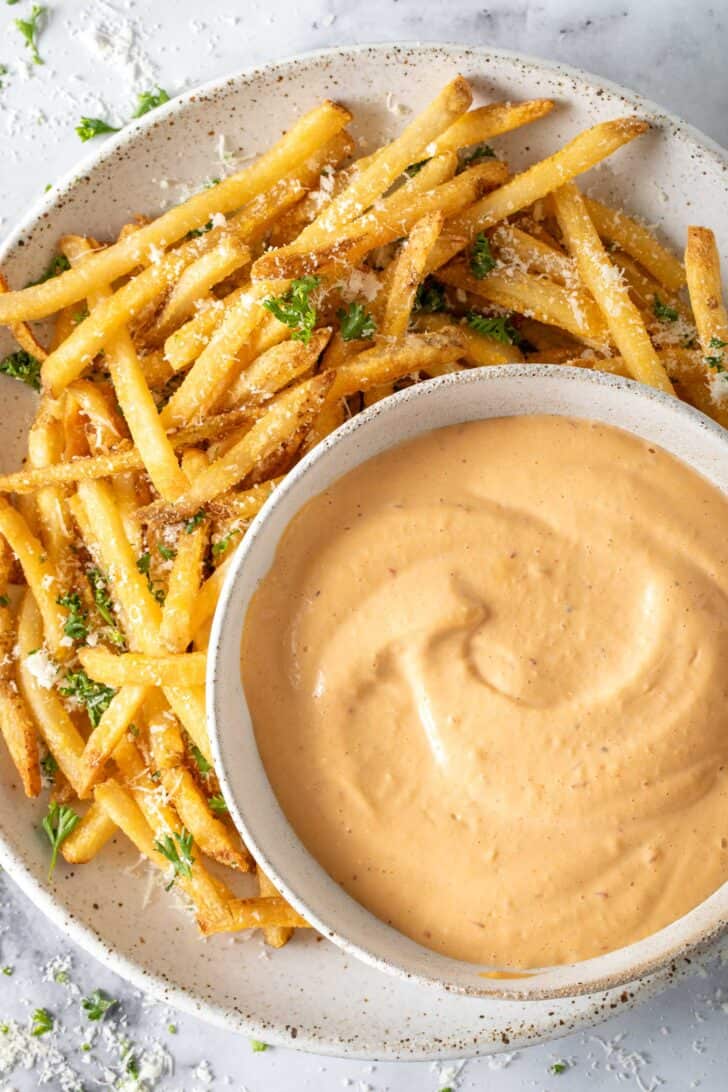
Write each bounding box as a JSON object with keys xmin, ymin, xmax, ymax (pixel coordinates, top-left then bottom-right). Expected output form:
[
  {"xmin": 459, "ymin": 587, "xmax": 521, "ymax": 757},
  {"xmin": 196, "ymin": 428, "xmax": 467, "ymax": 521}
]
[
  {"xmin": 653, "ymin": 296, "xmax": 679, "ymax": 323},
  {"xmin": 0, "ymin": 596, "xmax": 8, "ymax": 608},
  {"xmin": 184, "ymin": 509, "xmax": 206, "ymax": 534},
  {"xmin": 56, "ymin": 591, "xmax": 88, "ymax": 643},
  {"xmin": 76, "ymin": 117, "xmax": 120, "ymax": 142},
  {"xmin": 203, "ymin": 177, "xmax": 221, "ymax": 189},
  {"xmin": 190, "ymin": 743, "xmax": 211, "ymax": 776},
  {"xmin": 168, "ymin": 1022, "xmax": 177, "ymax": 1034},
  {"xmin": 705, "ymin": 335, "xmax": 727, "ymax": 373},
  {"xmin": 15, "ymin": 5, "xmax": 45, "ymax": 66},
  {"xmin": 263, "ymin": 276, "xmax": 320, "ymax": 344},
  {"xmin": 0, "ymin": 65, "xmax": 7, "ymax": 91},
  {"xmin": 59, "ymin": 669, "xmax": 115, "ymax": 728},
  {"xmin": 154, "ymin": 828, "xmax": 194, "ymax": 890},
  {"xmin": 136, "ymin": 552, "xmax": 165, "ymax": 604},
  {"xmin": 54, "ymin": 968, "xmax": 69, "ymax": 985},
  {"xmin": 30, "ymin": 1007, "xmax": 53, "ymax": 1036},
  {"xmin": 82, "ymin": 989, "xmax": 117, "ymax": 1021},
  {"xmin": 337, "ymin": 301, "xmax": 377, "ymax": 342},
  {"xmin": 2, "ymin": 966, "xmax": 13, "ymax": 976},
  {"xmin": 126, "ymin": 1054, "xmax": 140, "ymax": 1079},
  {"xmin": 87, "ymin": 567, "xmax": 124, "ymax": 645},
  {"xmin": 133, "ymin": 87, "xmax": 170, "ymax": 117},
  {"xmin": 41, "ymin": 802, "xmax": 80, "ymax": 879},
  {"xmin": 250, "ymin": 1039, "xmax": 268, "ymax": 1052},
  {"xmin": 460, "ymin": 142, "xmax": 496, "ymax": 167},
  {"xmin": 0, "ymin": 349, "xmax": 41, "ymax": 391},
  {"xmin": 467, "ymin": 311, "xmax": 520, "ymax": 344},
  {"xmin": 549, "ymin": 1061, "xmax": 568, "ymax": 1074},
  {"xmin": 414, "ymin": 277, "xmax": 447, "ymax": 314},
  {"xmin": 469, "ymin": 231, "xmax": 497, "ymax": 279},
  {"xmin": 158, "ymin": 543, "xmax": 177, "ymax": 561},
  {"xmin": 211, "ymin": 530, "xmax": 240, "ymax": 558},
  {"xmin": 404, "ymin": 158, "xmax": 430, "ymax": 178},
  {"xmin": 40, "ymin": 752, "xmax": 57, "ymax": 782},
  {"xmin": 27, "ymin": 253, "xmax": 70, "ymax": 286},
  {"xmin": 186, "ymin": 220, "xmax": 213, "ymax": 240},
  {"xmin": 208, "ymin": 794, "xmax": 228, "ymax": 815}
]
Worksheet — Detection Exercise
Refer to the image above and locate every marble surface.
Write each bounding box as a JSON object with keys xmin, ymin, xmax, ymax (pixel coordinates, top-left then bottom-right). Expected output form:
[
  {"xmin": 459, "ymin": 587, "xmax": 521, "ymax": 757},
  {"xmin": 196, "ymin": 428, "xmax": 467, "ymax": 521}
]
[{"xmin": 1, "ymin": 0, "xmax": 727, "ymax": 1088}]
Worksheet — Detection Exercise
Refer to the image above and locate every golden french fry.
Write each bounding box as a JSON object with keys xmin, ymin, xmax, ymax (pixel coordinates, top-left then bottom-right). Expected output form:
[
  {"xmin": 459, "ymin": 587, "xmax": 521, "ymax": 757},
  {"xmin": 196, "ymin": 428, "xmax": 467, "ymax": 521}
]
[
  {"xmin": 430, "ymin": 99, "xmax": 554, "ymax": 154},
  {"xmin": 163, "ymin": 686, "xmax": 212, "ymax": 766},
  {"xmin": 162, "ymin": 764, "xmax": 252, "ymax": 871},
  {"xmin": 16, "ymin": 592, "xmax": 87, "ymax": 797},
  {"xmin": 61, "ymin": 801, "xmax": 117, "ymax": 863},
  {"xmin": 159, "ymin": 518, "xmax": 208, "ymax": 653},
  {"xmin": 584, "ymin": 196, "xmax": 686, "ymax": 294},
  {"xmin": 79, "ymin": 648, "xmax": 207, "ymax": 688},
  {"xmin": 685, "ymin": 227, "xmax": 728, "ymax": 360},
  {"xmin": 154, "ymin": 374, "xmax": 333, "ymax": 518},
  {"xmin": 552, "ymin": 182, "xmax": 674, "ymax": 393},
  {"xmin": 147, "ymin": 236, "xmax": 251, "ymax": 343},
  {"xmin": 327, "ymin": 330, "xmax": 466, "ymax": 402},
  {"xmin": 383, "ymin": 213, "xmax": 445, "ymax": 337},
  {"xmin": 0, "ymin": 499, "xmax": 67, "ymax": 656},
  {"xmin": 75, "ymin": 480, "xmax": 163, "ymax": 651},
  {"xmin": 2, "ymin": 101, "xmax": 353, "ymax": 325},
  {"xmin": 77, "ymin": 685, "xmax": 148, "ymax": 796},
  {"xmin": 223, "ymin": 326, "xmax": 332, "ymax": 409},
  {"xmin": 0, "ymin": 597, "xmax": 40, "ymax": 798},
  {"xmin": 416, "ymin": 312, "xmax": 523, "ymax": 364},
  {"xmin": 199, "ymin": 896, "xmax": 309, "ymax": 937},
  {"xmin": 258, "ymin": 871, "xmax": 295, "ymax": 947},
  {"xmin": 0, "ymin": 273, "xmax": 48, "ymax": 361},
  {"xmin": 252, "ymin": 160, "xmax": 508, "ymax": 281},
  {"xmin": 427, "ymin": 117, "xmax": 650, "ymax": 271},
  {"xmin": 490, "ymin": 224, "xmax": 575, "ymax": 284}
]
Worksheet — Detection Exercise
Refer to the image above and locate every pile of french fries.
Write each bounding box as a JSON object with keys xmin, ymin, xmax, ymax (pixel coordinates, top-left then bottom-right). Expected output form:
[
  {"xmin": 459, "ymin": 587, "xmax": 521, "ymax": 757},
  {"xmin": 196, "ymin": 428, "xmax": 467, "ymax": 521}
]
[{"xmin": 0, "ymin": 77, "xmax": 725, "ymax": 945}]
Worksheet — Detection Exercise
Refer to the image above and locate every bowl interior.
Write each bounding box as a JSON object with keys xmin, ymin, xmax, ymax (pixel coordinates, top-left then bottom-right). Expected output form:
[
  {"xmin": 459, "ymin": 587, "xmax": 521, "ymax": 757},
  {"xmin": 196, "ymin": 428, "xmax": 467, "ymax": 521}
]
[
  {"xmin": 210, "ymin": 365, "xmax": 728, "ymax": 1001},
  {"xmin": 0, "ymin": 42, "xmax": 726, "ymax": 1053}
]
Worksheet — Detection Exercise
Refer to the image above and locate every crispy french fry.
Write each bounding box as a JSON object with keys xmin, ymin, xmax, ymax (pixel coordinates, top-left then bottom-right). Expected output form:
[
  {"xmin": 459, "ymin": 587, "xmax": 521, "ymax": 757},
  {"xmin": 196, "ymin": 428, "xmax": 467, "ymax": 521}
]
[
  {"xmin": 200, "ymin": 896, "xmax": 309, "ymax": 936},
  {"xmin": 75, "ymin": 480, "xmax": 163, "ymax": 651},
  {"xmin": 0, "ymin": 273, "xmax": 47, "ymax": 361},
  {"xmin": 685, "ymin": 227, "xmax": 728, "ymax": 359},
  {"xmin": 326, "ymin": 330, "xmax": 466, "ymax": 403},
  {"xmin": 2, "ymin": 101, "xmax": 353, "ymax": 325},
  {"xmin": 552, "ymin": 182, "xmax": 674, "ymax": 392},
  {"xmin": 257, "ymin": 870, "xmax": 295, "ymax": 947},
  {"xmin": 77, "ymin": 685, "xmax": 148, "ymax": 796},
  {"xmin": 162, "ymin": 764, "xmax": 252, "ymax": 871},
  {"xmin": 430, "ymin": 99, "xmax": 554, "ymax": 154},
  {"xmin": 383, "ymin": 213, "xmax": 445, "ymax": 337},
  {"xmin": 223, "ymin": 326, "xmax": 332, "ymax": 410},
  {"xmin": 426, "ymin": 117, "xmax": 650, "ymax": 271},
  {"xmin": 584, "ymin": 196, "xmax": 686, "ymax": 294},
  {"xmin": 61, "ymin": 800, "xmax": 117, "ymax": 863},
  {"xmin": 159, "ymin": 518, "xmax": 208, "ymax": 653},
  {"xmin": 79, "ymin": 648, "xmax": 207, "ymax": 688},
  {"xmin": 437, "ymin": 261, "xmax": 609, "ymax": 345},
  {"xmin": 0, "ymin": 602, "xmax": 40, "ymax": 797},
  {"xmin": 162, "ymin": 686, "xmax": 212, "ymax": 766},
  {"xmin": 416, "ymin": 312, "xmax": 523, "ymax": 364},
  {"xmin": 490, "ymin": 224, "xmax": 575, "ymax": 284},
  {"xmin": 0, "ymin": 499, "xmax": 67, "ymax": 656},
  {"xmin": 16, "ymin": 592, "xmax": 87, "ymax": 797},
  {"xmin": 154, "ymin": 374, "xmax": 333, "ymax": 518}
]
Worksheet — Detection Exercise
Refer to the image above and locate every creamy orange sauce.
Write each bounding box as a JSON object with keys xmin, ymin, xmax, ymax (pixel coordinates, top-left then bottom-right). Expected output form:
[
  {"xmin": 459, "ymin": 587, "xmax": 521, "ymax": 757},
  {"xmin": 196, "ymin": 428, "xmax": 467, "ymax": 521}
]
[{"xmin": 241, "ymin": 415, "xmax": 728, "ymax": 968}]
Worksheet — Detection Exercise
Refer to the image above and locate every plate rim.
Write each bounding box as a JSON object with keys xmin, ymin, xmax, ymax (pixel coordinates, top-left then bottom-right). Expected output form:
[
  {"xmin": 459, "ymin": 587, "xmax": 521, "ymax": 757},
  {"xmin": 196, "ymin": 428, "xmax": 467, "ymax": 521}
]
[{"xmin": 0, "ymin": 39, "xmax": 724, "ymax": 1059}]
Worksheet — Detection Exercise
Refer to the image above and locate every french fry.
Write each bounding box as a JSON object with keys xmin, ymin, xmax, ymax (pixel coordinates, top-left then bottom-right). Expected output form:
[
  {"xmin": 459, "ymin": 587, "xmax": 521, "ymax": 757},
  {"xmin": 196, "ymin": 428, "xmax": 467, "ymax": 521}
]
[
  {"xmin": 0, "ymin": 499, "xmax": 67, "ymax": 656},
  {"xmin": 223, "ymin": 326, "xmax": 332, "ymax": 409},
  {"xmin": 154, "ymin": 374, "xmax": 333, "ymax": 518},
  {"xmin": 416, "ymin": 312, "xmax": 523, "ymax": 364},
  {"xmin": 251, "ymin": 160, "xmax": 508, "ymax": 281},
  {"xmin": 16, "ymin": 592, "xmax": 87, "ymax": 797},
  {"xmin": 77, "ymin": 685, "xmax": 148, "ymax": 797},
  {"xmin": 490, "ymin": 224, "xmax": 575, "ymax": 284},
  {"xmin": 0, "ymin": 602, "xmax": 40, "ymax": 797},
  {"xmin": 75, "ymin": 480, "xmax": 163, "ymax": 651},
  {"xmin": 61, "ymin": 801, "xmax": 117, "ymax": 863},
  {"xmin": 383, "ymin": 213, "xmax": 445, "ymax": 337},
  {"xmin": 429, "ymin": 99, "xmax": 554, "ymax": 154},
  {"xmin": 147, "ymin": 235, "xmax": 251, "ymax": 344},
  {"xmin": 552, "ymin": 182, "xmax": 674, "ymax": 392},
  {"xmin": 685, "ymin": 227, "xmax": 728, "ymax": 359},
  {"xmin": 159, "ymin": 517, "xmax": 208, "ymax": 653},
  {"xmin": 327, "ymin": 330, "xmax": 466, "ymax": 403},
  {"xmin": 426, "ymin": 117, "xmax": 650, "ymax": 271},
  {"xmin": 1, "ymin": 101, "xmax": 353, "ymax": 325},
  {"xmin": 200, "ymin": 896, "xmax": 309, "ymax": 937},
  {"xmin": 0, "ymin": 273, "xmax": 47, "ymax": 361},
  {"xmin": 162, "ymin": 686, "xmax": 212, "ymax": 766},
  {"xmin": 79, "ymin": 648, "xmax": 207, "ymax": 688},
  {"xmin": 161, "ymin": 764, "xmax": 252, "ymax": 872},
  {"xmin": 302, "ymin": 398, "xmax": 348, "ymax": 453},
  {"xmin": 258, "ymin": 870, "xmax": 295, "ymax": 948},
  {"xmin": 584, "ymin": 196, "xmax": 686, "ymax": 294}
]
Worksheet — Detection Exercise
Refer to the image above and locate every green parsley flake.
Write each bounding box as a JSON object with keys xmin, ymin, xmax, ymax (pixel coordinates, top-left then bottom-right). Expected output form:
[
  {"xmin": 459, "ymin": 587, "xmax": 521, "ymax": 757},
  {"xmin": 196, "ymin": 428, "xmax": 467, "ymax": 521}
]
[
  {"xmin": 190, "ymin": 743, "xmax": 212, "ymax": 776},
  {"xmin": 82, "ymin": 989, "xmax": 116, "ymax": 1021},
  {"xmin": 56, "ymin": 591, "xmax": 89, "ymax": 643},
  {"xmin": 460, "ymin": 142, "xmax": 496, "ymax": 167},
  {"xmin": 250, "ymin": 1039, "xmax": 268, "ymax": 1052},
  {"xmin": 167, "ymin": 1022, "xmax": 177, "ymax": 1034},
  {"xmin": 76, "ymin": 117, "xmax": 120, "ymax": 142},
  {"xmin": 41, "ymin": 752, "xmax": 57, "ymax": 782},
  {"xmin": 0, "ymin": 350, "xmax": 41, "ymax": 390},
  {"xmin": 466, "ymin": 311, "xmax": 520, "ymax": 344},
  {"xmin": 653, "ymin": 295, "xmax": 679, "ymax": 323},
  {"xmin": 158, "ymin": 543, "xmax": 177, "ymax": 561},
  {"xmin": 550, "ymin": 1060, "xmax": 568, "ymax": 1074},
  {"xmin": 404, "ymin": 158, "xmax": 430, "ymax": 178},
  {"xmin": 414, "ymin": 277, "xmax": 448, "ymax": 314},
  {"xmin": 208, "ymin": 794, "xmax": 228, "ymax": 815},
  {"xmin": 263, "ymin": 276, "xmax": 320, "ymax": 344},
  {"xmin": 15, "ymin": 5, "xmax": 45, "ymax": 66},
  {"xmin": 133, "ymin": 87, "xmax": 170, "ymax": 117},
  {"xmin": 705, "ymin": 335, "xmax": 727, "ymax": 373},
  {"xmin": 27, "ymin": 253, "xmax": 70, "ymax": 287},
  {"xmin": 2, "ymin": 966, "xmax": 13, "ymax": 976},
  {"xmin": 31, "ymin": 1007, "xmax": 53, "ymax": 1036},
  {"xmin": 86, "ymin": 567, "xmax": 125, "ymax": 645},
  {"xmin": 184, "ymin": 509, "xmax": 206, "ymax": 534},
  {"xmin": 0, "ymin": 596, "xmax": 8, "ymax": 608},
  {"xmin": 154, "ymin": 828, "xmax": 194, "ymax": 890},
  {"xmin": 469, "ymin": 231, "xmax": 497, "ymax": 279},
  {"xmin": 211, "ymin": 530, "xmax": 240, "ymax": 558},
  {"xmin": 59, "ymin": 669, "xmax": 115, "ymax": 728},
  {"xmin": 136, "ymin": 552, "xmax": 166, "ymax": 604},
  {"xmin": 337, "ymin": 301, "xmax": 377, "ymax": 342},
  {"xmin": 41, "ymin": 802, "xmax": 80, "ymax": 879}
]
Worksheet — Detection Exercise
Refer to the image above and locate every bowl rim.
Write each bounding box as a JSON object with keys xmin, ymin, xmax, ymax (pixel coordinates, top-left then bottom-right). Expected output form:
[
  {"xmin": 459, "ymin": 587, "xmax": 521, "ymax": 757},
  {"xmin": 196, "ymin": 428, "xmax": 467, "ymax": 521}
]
[
  {"xmin": 209, "ymin": 364, "xmax": 728, "ymax": 1003},
  {"xmin": 0, "ymin": 40, "xmax": 725, "ymax": 1048}
]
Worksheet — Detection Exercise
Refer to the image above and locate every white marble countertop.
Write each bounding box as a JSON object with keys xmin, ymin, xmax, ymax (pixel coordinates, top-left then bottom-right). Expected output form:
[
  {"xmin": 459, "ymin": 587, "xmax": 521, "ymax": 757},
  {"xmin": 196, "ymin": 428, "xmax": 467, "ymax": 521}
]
[{"xmin": 0, "ymin": 0, "xmax": 727, "ymax": 1088}]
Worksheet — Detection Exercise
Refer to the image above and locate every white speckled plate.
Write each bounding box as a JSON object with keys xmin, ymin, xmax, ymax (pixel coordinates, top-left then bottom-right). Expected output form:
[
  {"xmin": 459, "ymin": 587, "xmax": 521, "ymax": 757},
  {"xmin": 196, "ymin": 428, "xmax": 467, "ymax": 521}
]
[{"xmin": 0, "ymin": 43, "xmax": 725, "ymax": 1060}]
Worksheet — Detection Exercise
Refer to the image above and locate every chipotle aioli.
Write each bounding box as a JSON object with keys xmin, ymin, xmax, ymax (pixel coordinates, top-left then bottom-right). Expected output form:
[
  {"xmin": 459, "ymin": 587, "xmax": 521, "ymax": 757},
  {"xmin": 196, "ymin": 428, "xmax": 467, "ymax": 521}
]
[{"xmin": 241, "ymin": 415, "xmax": 728, "ymax": 968}]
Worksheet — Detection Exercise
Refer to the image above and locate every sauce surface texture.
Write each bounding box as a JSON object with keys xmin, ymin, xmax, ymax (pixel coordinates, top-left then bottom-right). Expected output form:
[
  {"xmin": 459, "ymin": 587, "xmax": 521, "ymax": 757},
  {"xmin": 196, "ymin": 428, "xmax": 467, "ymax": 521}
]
[{"xmin": 241, "ymin": 415, "xmax": 728, "ymax": 967}]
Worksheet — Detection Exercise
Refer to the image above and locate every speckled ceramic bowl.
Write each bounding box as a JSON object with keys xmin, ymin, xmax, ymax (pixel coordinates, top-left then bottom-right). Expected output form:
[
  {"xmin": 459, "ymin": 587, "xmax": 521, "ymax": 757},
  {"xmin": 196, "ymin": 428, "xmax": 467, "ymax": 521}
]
[
  {"xmin": 0, "ymin": 43, "xmax": 726, "ymax": 1057},
  {"xmin": 209, "ymin": 366, "xmax": 728, "ymax": 1002}
]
